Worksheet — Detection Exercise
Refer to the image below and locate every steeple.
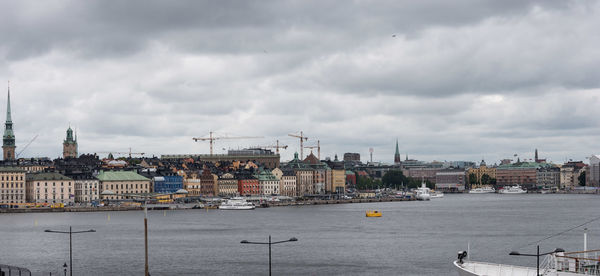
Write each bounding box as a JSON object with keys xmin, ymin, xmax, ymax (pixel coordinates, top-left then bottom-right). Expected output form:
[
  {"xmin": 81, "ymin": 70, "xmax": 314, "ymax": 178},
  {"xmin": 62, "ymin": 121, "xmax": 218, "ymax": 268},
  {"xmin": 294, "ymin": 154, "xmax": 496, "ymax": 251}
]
[
  {"xmin": 63, "ymin": 125, "xmax": 78, "ymax": 159},
  {"xmin": 3, "ymin": 83, "xmax": 16, "ymax": 160},
  {"xmin": 394, "ymin": 139, "xmax": 401, "ymax": 164}
]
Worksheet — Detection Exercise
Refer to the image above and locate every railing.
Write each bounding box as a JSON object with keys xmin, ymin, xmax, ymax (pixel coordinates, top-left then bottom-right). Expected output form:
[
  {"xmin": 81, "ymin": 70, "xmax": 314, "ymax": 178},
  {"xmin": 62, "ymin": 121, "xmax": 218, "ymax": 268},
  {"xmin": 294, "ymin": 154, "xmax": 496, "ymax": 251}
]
[
  {"xmin": 0, "ymin": 264, "xmax": 32, "ymax": 276},
  {"xmin": 542, "ymin": 250, "xmax": 600, "ymax": 275}
]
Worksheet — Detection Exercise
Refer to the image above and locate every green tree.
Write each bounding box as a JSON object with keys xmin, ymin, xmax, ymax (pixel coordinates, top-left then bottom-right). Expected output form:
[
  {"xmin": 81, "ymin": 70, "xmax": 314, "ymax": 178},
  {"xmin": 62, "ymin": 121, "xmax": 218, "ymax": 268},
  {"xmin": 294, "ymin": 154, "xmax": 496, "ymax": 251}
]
[
  {"xmin": 481, "ymin": 174, "xmax": 491, "ymax": 185},
  {"xmin": 382, "ymin": 170, "xmax": 407, "ymax": 188},
  {"xmin": 469, "ymin": 173, "xmax": 477, "ymax": 186},
  {"xmin": 579, "ymin": 171, "xmax": 586, "ymax": 186}
]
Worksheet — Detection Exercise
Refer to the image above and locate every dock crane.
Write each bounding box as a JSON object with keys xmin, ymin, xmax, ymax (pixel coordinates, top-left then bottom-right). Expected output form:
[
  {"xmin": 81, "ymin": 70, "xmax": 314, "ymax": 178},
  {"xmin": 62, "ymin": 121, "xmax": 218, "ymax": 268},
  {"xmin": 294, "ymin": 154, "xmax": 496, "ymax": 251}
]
[
  {"xmin": 96, "ymin": 148, "xmax": 145, "ymax": 158},
  {"xmin": 192, "ymin": 131, "xmax": 263, "ymax": 155},
  {"xmin": 304, "ymin": 140, "xmax": 321, "ymax": 160},
  {"xmin": 288, "ymin": 131, "xmax": 308, "ymax": 160},
  {"xmin": 252, "ymin": 140, "xmax": 288, "ymax": 154},
  {"xmin": 16, "ymin": 134, "xmax": 39, "ymax": 158}
]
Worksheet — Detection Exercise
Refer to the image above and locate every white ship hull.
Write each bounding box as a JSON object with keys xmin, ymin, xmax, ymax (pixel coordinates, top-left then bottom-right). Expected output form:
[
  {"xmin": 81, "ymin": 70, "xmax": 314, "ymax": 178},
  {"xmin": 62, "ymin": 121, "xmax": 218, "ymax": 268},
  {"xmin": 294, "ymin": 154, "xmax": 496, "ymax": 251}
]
[
  {"xmin": 454, "ymin": 260, "xmax": 580, "ymax": 276},
  {"xmin": 218, "ymin": 205, "xmax": 255, "ymax": 210},
  {"xmin": 468, "ymin": 188, "xmax": 495, "ymax": 194}
]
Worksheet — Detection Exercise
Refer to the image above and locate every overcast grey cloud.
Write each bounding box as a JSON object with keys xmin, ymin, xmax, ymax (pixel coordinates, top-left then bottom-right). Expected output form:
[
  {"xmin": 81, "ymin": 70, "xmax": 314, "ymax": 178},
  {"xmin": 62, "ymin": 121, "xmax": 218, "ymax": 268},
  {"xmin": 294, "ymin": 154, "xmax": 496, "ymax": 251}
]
[{"xmin": 0, "ymin": 0, "xmax": 599, "ymax": 164}]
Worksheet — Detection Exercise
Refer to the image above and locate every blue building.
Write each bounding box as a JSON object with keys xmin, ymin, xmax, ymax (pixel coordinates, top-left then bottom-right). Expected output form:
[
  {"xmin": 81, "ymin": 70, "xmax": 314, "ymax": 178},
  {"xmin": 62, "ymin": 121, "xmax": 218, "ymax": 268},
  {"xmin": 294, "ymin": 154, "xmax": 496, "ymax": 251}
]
[{"xmin": 153, "ymin": 175, "xmax": 183, "ymax": 194}]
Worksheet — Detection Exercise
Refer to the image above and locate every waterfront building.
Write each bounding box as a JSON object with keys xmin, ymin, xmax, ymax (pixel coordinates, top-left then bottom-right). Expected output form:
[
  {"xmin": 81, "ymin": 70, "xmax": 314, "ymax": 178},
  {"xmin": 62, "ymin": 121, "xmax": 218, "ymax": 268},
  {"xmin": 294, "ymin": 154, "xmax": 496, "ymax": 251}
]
[
  {"xmin": 257, "ymin": 169, "xmax": 279, "ymax": 195},
  {"xmin": 62, "ymin": 126, "xmax": 78, "ymax": 159},
  {"xmin": 496, "ymin": 162, "xmax": 549, "ymax": 190},
  {"xmin": 330, "ymin": 169, "xmax": 346, "ymax": 194},
  {"xmin": 218, "ymin": 173, "xmax": 238, "ymax": 197},
  {"xmin": 69, "ymin": 173, "xmax": 99, "ymax": 203},
  {"xmin": 282, "ymin": 152, "xmax": 314, "ymax": 196},
  {"xmin": 97, "ymin": 170, "xmax": 150, "ymax": 200},
  {"xmin": 536, "ymin": 167, "xmax": 560, "ymax": 189},
  {"xmin": 238, "ymin": 176, "xmax": 259, "ymax": 196},
  {"xmin": 467, "ymin": 160, "xmax": 497, "ymax": 188},
  {"xmin": 2, "ymin": 89, "xmax": 15, "ymax": 161},
  {"xmin": 280, "ymin": 169, "xmax": 297, "ymax": 197},
  {"xmin": 588, "ymin": 155, "xmax": 600, "ymax": 187},
  {"xmin": 153, "ymin": 175, "xmax": 183, "ymax": 194},
  {"xmin": 435, "ymin": 169, "xmax": 466, "ymax": 192},
  {"xmin": 183, "ymin": 177, "xmax": 201, "ymax": 197},
  {"xmin": 0, "ymin": 167, "xmax": 26, "ymax": 205},
  {"xmin": 559, "ymin": 161, "xmax": 586, "ymax": 189},
  {"xmin": 199, "ymin": 169, "xmax": 216, "ymax": 196},
  {"xmin": 26, "ymin": 172, "xmax": 73, "ymax": 204},
  {"xmin": 304, "ymin": 152, "xmax": 327, "ymax": 194}
]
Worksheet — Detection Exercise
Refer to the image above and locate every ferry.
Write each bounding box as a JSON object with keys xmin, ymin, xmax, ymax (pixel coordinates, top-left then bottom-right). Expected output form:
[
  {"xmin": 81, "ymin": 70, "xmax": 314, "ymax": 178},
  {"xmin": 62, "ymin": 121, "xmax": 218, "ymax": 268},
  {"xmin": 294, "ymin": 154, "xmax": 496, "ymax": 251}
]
[
  {"xmin": 430, "ymin": 190, "xmax": 444, "ymax": 198},
  {"xmin": 468, "ymin": 186, "xmax": 496, "ymax": 194},
  {"xmin": 499, "ymin": 185, "xmax": 527, "ymax": 194},
  {"xmin": 365, "ymin": 210, "xmax": 382, "ymax": 217},
  {"xmin": 218, "ymin": 198, "xmax": 255, "ymax": 210}
]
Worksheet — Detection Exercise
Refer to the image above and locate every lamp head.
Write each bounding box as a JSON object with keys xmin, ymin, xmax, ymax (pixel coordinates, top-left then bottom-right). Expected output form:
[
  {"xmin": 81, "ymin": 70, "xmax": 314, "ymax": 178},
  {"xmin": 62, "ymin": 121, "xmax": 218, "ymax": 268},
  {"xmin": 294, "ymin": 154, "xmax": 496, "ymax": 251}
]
[
  {"xmin": 44, "ymin": 229, "xmax": 51, "ymax": 232},
  {"xmin": 240, "ymin": 240, "xmax": 249, "ymax": 244},
  {"xmin": 554, "ymin": 248, "xmax": 565, "ymax": 253},
  {"xmin": 63, "ymin": 263, "xmax": 68, "ymax": 268},
  {"xmin": 509, "ymin": 251, "xmax": 520, "ymax": 256},
  {"xmin": 90, "ymin": 229, "xmax": 96, "ymax": 232},
  {"xmin": 289, "ymin": 237, "xmax": 298, "ymax": 242}
]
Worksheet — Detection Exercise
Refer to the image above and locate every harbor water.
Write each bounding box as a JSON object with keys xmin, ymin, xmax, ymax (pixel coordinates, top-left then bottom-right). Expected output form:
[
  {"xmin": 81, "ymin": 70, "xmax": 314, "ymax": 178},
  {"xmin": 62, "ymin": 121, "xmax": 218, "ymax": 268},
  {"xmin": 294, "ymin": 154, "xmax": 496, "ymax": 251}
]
[{"xmin": 1, "ymin": 194, "xmax": 599, "ymax": 275}]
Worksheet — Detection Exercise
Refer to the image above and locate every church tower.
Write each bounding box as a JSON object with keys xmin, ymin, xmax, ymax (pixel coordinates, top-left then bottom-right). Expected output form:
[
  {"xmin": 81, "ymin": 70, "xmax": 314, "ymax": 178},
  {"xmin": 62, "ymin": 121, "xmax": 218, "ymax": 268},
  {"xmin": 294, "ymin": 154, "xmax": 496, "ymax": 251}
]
[
  {"xmin": 2, "ymin": 86, "xmax": 15, "ymax": 161},
  {"xmin": 63, "ymin": 126, "xmax": 78, "ymax": 159},
  {"xmin": 394, "ymin": 139, "xmax": 401, "ymax": 164}
]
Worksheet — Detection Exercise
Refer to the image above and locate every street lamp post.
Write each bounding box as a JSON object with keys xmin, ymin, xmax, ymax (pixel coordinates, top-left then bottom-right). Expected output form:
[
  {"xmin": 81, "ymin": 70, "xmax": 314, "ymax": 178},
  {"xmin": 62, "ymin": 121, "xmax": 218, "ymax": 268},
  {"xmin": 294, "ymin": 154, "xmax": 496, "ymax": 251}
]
[
  {"xmin": 241, "ymin": 235, "xmax": 298, "ymax": 276},
  {"xmin": 509, "ymin": 246, "xmax": 565, "ymax": 276},
  {"xmin": 45, "ymin": 226, "xmax": 96, "ymax": 276}
]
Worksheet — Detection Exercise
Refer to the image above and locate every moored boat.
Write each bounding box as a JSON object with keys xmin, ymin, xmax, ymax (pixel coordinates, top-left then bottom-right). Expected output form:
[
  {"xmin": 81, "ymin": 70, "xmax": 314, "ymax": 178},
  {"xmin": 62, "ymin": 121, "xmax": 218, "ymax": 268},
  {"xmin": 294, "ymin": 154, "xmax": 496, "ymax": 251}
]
[
  {"xmin": 499, "ymin": 185, "xmax": 527, "ymax": 194},
  {"xmin": 416, "ymin": 182, "xmax": 431, "ymax": 201},
  {"xmin": 468, "ymin": 186, "xmax": 496, "ymax": 194},
  {"xmin": 430, "ymin": 190, "xmax": 444, "ymax": 198},
  {"xmin": 218, "ymin": 197, "xmax": 255, "ymax": 210}
]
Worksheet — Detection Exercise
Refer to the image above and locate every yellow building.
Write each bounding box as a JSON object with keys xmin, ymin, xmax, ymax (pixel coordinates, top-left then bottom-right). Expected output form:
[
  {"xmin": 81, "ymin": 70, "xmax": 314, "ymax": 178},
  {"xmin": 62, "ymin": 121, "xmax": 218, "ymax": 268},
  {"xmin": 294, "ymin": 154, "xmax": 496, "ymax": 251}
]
[
  {"xmin": 330, "ymin": 169, "xmax": 346, "ymax": 194},
  {"xmin": 26, "ymin": 172, "xmax": 73, "ymax": 204},
  {"xmin": 0, "ymin": 167, "xmax": 26, "ymax": 205},
  {"xmin": 467, "ymin": 160, "xmax": 496, "ymax": 187},
  {"xmin": 97, "ymin": 170, "xmax": 151, "ymax": 200}
]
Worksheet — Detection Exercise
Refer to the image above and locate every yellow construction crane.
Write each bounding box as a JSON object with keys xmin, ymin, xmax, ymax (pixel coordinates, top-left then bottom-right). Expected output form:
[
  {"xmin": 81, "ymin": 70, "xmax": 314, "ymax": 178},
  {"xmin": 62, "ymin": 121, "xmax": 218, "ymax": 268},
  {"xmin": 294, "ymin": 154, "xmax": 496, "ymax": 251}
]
[
  {"xmin": 288, "ymin": 131, "xmax": 309, "ymax": 159},
  {"xmin": 252, "ymin": 140, "xmax": 288, "ymax": 154},
  {"xmin": 304, "ymin": 140, "xmax": 321, "ymax": 160},
  {"xmin": 192, "ymin": 131, "xmax": 263, "ymax": 155},
  {"xmin": 96, "ymin": 148, "xmax": 145, "ymax": 158}
]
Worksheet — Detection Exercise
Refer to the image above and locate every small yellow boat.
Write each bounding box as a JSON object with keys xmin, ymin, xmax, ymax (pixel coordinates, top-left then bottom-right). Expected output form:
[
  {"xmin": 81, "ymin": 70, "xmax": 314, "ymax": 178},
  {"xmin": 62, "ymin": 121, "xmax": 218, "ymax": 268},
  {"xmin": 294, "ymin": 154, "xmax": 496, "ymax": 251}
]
[{"xmin": 366, "ymin": 210, "xmax": 382, "ymax": 217}]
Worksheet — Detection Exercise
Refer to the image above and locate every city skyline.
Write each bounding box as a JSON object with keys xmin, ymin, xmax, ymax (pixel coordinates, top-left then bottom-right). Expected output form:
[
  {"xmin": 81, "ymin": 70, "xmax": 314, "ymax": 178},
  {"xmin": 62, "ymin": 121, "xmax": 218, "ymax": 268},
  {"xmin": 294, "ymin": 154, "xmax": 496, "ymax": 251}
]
[{"xmin": 0, "ymin": 1, "xmax": 599, "ymax": 163}]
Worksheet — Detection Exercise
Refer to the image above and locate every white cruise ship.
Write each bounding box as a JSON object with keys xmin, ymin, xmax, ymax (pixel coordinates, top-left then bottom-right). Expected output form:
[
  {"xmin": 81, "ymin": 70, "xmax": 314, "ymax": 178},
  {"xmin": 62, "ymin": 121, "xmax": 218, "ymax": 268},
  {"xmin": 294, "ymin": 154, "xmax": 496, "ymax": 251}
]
[
  {"xmin": 219, "ymin": 198, "xmax": 255, "ymax": 210},
  {"xmin": 468, "ymin": 186, "xmax": 496, "ymax": 194},
  {"xmin": 499, "ymin": 185, "xmax": 527, "ymax": 194}
]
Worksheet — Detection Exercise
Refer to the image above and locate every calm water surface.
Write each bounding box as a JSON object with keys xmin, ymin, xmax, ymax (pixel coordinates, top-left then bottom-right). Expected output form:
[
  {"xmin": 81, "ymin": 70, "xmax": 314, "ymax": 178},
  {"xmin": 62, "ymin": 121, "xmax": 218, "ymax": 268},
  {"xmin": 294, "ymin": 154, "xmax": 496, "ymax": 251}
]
[{"xmin": 1, "ymin": 194, "xmax": 599, "ymax": 275}]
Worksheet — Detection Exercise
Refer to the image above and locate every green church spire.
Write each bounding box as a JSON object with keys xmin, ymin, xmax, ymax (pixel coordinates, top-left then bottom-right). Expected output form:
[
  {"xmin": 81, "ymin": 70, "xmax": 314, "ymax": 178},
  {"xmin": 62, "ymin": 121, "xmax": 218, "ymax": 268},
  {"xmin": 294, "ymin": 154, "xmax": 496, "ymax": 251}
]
[{"xmin": 3, "ymin": 85, "xmax": 14, "ymax": 146}]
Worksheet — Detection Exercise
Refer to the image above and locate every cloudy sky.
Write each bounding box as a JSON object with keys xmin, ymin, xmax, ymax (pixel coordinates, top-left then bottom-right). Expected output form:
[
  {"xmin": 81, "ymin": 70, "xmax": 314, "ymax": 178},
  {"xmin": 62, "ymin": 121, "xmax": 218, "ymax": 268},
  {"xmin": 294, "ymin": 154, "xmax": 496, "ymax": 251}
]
[{"xmin": 0, "ymin": 0, "xmax": 599, "ymax": 164}]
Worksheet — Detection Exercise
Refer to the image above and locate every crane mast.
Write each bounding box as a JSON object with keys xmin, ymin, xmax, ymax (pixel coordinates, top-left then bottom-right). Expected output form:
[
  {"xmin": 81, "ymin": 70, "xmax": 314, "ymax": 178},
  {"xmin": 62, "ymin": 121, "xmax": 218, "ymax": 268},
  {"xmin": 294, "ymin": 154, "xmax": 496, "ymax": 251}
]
[
  {"xmin": 192, "ymin": 131, "xmax": 263, "ymax": 155},
  {"xmin": 304, "ymin": 140, "xmax": 321, "ymax": 160},
  {"xmin": 288, "ymin": 131, "xmax": 308, "ymax": 160}
]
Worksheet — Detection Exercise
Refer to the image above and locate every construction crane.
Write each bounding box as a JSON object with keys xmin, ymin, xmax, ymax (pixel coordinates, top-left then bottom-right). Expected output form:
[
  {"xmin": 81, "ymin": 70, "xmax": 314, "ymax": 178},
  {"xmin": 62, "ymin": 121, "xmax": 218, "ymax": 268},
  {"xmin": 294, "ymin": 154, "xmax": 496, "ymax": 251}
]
[
  {"xmin": 96, "ymin": 148, "xmax": 145, "ymax": 158},
  {"xmin": 16, "ymin": 134, "xmax": 39, "ymax": 158},
  {"xmin": 288, "ymin": 131, "xmax": 308, "ymax": 160},
  {"xmin": 192, "ymin": 131, "xmax": 263, "ymax": 155},
  {"xmin": 252, "ymin": 140, "xmax": 288, "ymax": 154},
  {"xmin": 304, "ymin": 140, "xmax": 321, "ymax": 160}
]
